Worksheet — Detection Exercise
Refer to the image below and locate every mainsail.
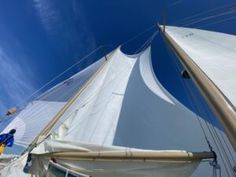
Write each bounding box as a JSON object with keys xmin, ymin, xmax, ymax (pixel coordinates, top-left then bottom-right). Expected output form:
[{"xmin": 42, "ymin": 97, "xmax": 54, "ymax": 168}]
[
  {"xmin": 0, "ymin": 47, "xmax": 212, "ymax": 177},
  {"xmin": 160, "ymin": 25, "xmax": 236, "ymax": 150},
  {"xmin": 2, "ymin": 28, "xmax": 235, "ymax": 177},
  {"xmin": 45, "ymin": 47, "xmax": 212, "ymax": 151}
]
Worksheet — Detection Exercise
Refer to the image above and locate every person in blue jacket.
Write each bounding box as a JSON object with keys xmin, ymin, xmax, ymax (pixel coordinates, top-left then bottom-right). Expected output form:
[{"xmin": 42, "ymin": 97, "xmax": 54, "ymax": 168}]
[{"xmin": 0, "ymin": 129, "xmax": 16, "ymax": 154}]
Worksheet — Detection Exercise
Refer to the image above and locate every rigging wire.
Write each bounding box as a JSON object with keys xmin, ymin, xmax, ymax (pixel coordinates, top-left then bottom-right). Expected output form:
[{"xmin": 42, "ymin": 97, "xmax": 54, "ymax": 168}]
[
  {"xmin": 185, "ymin": 82, "xmax": 234, "ymax": 177},
  {"xmin": 161, "ymin": 4, "xmax": 236, "ymax": 172},
  {"xmin": 0, "ymin": 45, "xmax": 112, "ymax": 129},
  {"xmin": 176, "ymin": 19, "xmax": 236, "ymax": 171},
  {"xmin": 14, "ymin": 45, "xmax": 113, "ymax": 109},
  {"xmin": 180, "ymin": 10, "xmax": 236, "ymax": 27},
  {"xmin": 0, "ymin": 46, "xmax": 113, "ymax": 145},
  {"xmin": 197, "ymin": 97, "xmax": 236, "ymax": 169},
  {"xmin": 196, "ymin": 16, "xmax": 236, "ymax": 28},
  {"xmin": 218, "ymin": 130, "xmax": 236, "ymax": 165},
  {"xmin": 189, "ymin": 77, "xmax": 233, "ymax": 176},
  {"xmin": 135, "ymin": 30, "xmax": 159, "ymax": 54},
  {"xmin": 2, "ymin": 25, "xmax": 159, "ymax": 137},
  {"xmin": 173, "ymin": 2, "xmax": 236, "ymax": 25},
  {"xmin": 169, "ymin": 42, "xmax": 235, "ymax": 175},
  {"xmin": 12, "ymin": 71, "xmax": 108, "ymax": 141},
  {"xmin": 4, "ymin": 23, "xmax": 157, "ymax": 123},
  {"xmin": 190, "ymin": 94, "xmax": 233, "ymax": 176},
  {"xmin": 120, "ymin": 25, "xmax": 156, "ymax": 47}
]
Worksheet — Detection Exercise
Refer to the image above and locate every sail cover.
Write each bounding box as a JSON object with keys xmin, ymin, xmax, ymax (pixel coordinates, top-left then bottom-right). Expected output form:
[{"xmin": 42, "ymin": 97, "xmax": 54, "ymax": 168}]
[
  {"xmin": 163, "ymin": 26, "xmax": 236, "ymax": 109},
  {"xmin": 0, "ymin": 58, "xmax": 105, "ymax": 152}
]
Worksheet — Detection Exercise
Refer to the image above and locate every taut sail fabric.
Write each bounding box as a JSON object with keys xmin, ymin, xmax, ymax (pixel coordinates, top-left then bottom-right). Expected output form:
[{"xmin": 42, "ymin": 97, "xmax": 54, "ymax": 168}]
[
  {"xmin": 163, "ymin": 26, "xmax": 236, "ymax": 109},
  {"xmin": 49, "ymin": 47, "xmax": 208, "ymax": 151},
  {"xmin": 52, "ymin": 48, "xmax": 137, "ymax": 144},
  {"xmin": 25, "ymin": 47, "xmax": 211, "ymax": 177},
  {"xmin": 2, "ymin": 101, "xmax": 64, "ymax": 147},
  {"xmin": 0, "ymin": 58, "xmax": 105, "ymax": 153}
]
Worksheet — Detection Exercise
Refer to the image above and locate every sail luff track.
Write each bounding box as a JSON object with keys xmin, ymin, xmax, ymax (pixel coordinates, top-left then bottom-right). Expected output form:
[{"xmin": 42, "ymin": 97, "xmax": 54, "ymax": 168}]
[{"xmin": 159, "ymin": 25, "xmax": 236, "ymax": 151}]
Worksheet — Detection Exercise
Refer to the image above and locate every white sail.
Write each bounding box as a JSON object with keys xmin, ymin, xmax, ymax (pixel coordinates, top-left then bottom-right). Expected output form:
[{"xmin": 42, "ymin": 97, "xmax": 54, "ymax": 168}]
[
  {"xmin": 1, "ymin": 58, "xmax": 105, "ymax": 152},
  {"xmin": 160, "ymin": 25, "xmax": 236, "ymax": 177},
  {"xmin": 23, "ymin": 47, "xmax": 213, "ymax": 177},
  {"xmin": 0, "ymin": 24, "xmax": 234, "ymax": 177},
  {"xmin": 49, "ymin": 47, "xmax": 208, "ymax": 150},
  {"xmin": 163, "ymin": 26, "xmax": 236, "ymax": 108},
  {"xmin": 1, "ymin": 101, "xmax": 64, "ymax": 147},
  {"xmin": 53, "ymin": 48, "xmax": 137, "ymax": 144},
  {"xmin": 0, "ymin": 154, "xmax": 29, "ymax": 177}
]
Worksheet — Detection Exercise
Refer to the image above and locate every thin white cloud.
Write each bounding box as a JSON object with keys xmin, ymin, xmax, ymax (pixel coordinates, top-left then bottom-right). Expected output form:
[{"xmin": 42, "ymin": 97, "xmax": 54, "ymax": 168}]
[
  {"xmin": 171, "ymin": 0, "xmax": 185, "ymax": 6},
  {"xmin": 32, "ymin": 0, "xmax": 96, "ymax": 54},
  {"xmin": 0, "ymin": 47, "xmax": 35, "ymax": 113},
  {"xmin": 33, "ymin": 0, "xmax": 62, "ymax": 34}
]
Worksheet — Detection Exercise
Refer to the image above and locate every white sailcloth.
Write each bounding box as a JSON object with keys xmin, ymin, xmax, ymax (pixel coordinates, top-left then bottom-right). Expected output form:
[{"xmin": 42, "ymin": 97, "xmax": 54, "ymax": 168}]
[
  {"xmin": 25, "ymin": 47, "xmax": 212, "ymax": 177},
  {"xmin": 1, "ymin": 101, "xmax": 64, "ymax": 147},
  {"xmin": 1, "ymin": 58, "xmax": 105, "ymax": 151},
  {"xmin": 49, "ymin": 47, "xmax": 208, "ymax": 150},
  {"xmin": 164, "ymin": 26, "xmax": 236, "ymax": 108}
]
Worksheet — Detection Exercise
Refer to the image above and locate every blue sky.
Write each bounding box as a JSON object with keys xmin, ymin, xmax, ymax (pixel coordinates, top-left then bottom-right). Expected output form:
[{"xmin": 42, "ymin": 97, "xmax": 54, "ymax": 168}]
[{"xmin": 0, "ymin": 0, "xmax": 235, "ymax": 122}]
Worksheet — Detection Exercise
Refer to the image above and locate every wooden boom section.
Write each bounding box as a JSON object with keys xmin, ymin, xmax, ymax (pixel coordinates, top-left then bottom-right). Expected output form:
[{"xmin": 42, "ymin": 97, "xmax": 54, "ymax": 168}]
[{"xmin": 36, "ymin": 150, "xmax": 215, "ymax": 161}]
